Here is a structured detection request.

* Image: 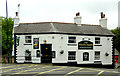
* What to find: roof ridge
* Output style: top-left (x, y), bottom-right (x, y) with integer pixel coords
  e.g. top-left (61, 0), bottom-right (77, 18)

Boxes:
top-left (20, 22), bottom-right (75, 24)
top-left (81, 24), bottom-right (101, 26)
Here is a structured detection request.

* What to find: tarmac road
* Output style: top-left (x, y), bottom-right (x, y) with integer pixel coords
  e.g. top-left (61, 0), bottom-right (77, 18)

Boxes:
top-left (1, 63), bottom-right (120, 76)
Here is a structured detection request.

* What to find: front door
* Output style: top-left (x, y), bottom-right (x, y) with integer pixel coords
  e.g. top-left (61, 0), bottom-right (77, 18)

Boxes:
top-left (41, 44), bottom-right (52, 63)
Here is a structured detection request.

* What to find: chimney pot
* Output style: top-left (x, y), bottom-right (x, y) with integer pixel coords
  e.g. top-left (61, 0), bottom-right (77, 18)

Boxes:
top-left (76, 12), bottom-right (80, 16)
top-left (16, 12), bottom-right (18, 16)
top-left (101, 12), bottom-right (105, 18)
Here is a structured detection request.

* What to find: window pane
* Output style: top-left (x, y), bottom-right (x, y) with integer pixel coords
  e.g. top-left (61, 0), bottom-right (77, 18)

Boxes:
top-left (68, 51), bottom-right (76, 60)
top-left (95, 51), bottom-right (100, 60)
top-left (36, 50), bottom-right (40, 57)
top-left (69, 37), bottom-right (76, 39)
top-left (68, 37), bottom-right (76, 43)
top-left (33, 38), bottom-right (39, 49)
top-left (16, 37), bottom-right (19, 46)
top-left (52, 51), bottom-right (55, 58)
top-left (25, 36), bottom-right (31, 43)
top-left (95, 37), bottom-right (100, 44)
top-left (83, 52), bottom-right (89, 61)
top-left (95, 38), bottom-right (100, 40)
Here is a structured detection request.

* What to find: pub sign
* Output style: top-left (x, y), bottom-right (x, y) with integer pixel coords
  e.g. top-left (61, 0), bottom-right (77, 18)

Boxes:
top-left (78, 41), bottom-right (93, 49)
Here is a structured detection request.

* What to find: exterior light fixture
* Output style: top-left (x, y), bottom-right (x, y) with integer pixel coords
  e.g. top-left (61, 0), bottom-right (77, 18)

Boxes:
top-left (105, 52), bottom-right (109, 56)
top-left (52, 36), bottom-right (54, 39)
top-left (60, 50), bottom-right (64, 54)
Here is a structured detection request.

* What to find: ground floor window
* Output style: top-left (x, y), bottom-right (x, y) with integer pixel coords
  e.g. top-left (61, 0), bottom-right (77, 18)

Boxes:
top-left (68, 51), bottom-right (76, 60)
top-left (83, 52), bottom-right (89, 61)
top-left (36, 50), bottom-right (40, 57)
top-left (25, 50), bottom-right (31, 61)
top-left (52, 51), bottom-right (55, 58)
top-left (95, 51), bottom-right (100, 60)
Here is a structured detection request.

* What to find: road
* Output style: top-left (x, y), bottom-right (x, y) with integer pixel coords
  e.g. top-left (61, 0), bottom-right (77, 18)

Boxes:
top-left (1, 63), bottom-right (120, 76)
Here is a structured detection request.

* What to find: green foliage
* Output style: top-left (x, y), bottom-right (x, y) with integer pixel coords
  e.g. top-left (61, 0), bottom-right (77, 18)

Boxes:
top-left (111, 27), bottom-right (120, 52)
top-left (2, 17), bottom-right (14, 56)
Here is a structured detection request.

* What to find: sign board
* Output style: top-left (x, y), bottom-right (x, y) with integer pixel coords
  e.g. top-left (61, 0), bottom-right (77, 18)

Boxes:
top-left (78, 41), bottom-right (93, 49)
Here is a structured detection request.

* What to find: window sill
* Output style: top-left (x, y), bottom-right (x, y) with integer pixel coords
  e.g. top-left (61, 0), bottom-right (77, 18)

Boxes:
top-left (94, 60), bottom-right (101, 61)
top-left (67, 44), bottom-right (77, 46)
top-left (94, 45), bottom-right (102, 46)
top-left (24, 44), bottom-right (32, 45)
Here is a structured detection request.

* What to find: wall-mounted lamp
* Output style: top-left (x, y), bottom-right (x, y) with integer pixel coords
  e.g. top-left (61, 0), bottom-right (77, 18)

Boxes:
top-left (60, 50), bottom-right (64, 54)
top-left (105, 52), bottom-right (109, 56)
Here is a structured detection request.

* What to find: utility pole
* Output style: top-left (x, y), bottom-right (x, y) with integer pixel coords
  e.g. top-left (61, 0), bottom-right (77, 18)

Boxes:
top-left (6, 0), bottom-right (9, 63)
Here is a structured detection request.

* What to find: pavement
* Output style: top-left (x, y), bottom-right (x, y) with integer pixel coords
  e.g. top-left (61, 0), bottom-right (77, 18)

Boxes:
top-left (1, 63), bottom-right (120, 76)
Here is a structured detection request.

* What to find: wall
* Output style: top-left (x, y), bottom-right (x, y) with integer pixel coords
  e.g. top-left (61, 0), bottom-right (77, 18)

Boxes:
top-left (14, 34), bottom-right (113, 65)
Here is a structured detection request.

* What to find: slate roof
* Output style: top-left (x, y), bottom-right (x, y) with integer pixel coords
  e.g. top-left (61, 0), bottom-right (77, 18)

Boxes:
top-left (14, 22), bottom-right (114, 36)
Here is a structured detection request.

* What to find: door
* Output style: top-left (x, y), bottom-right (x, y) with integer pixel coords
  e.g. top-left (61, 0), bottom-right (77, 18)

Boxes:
top-left (41, 44), bottom-right (52, 63)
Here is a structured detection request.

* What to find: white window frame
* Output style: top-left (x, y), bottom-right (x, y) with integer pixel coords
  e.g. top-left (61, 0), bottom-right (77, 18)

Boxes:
top-left (25, 36), bottom-right (32, 43)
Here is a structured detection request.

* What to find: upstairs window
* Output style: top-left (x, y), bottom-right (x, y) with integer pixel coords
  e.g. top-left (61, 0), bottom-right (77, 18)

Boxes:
top-left (25, 36), bottom-right (31, 43)
top-left (95, 51), bottom-right (100, 60)
top-left (33, 38), bottom-right (39, 49)
top-left (68, 51), bottom-right (76, 60)
top-left (68, 37), bottom-right (76, 43)
top-left (95, 37), bottom-right (100, 44)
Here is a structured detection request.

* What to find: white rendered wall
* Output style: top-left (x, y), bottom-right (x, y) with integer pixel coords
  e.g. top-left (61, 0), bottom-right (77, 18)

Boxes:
top-left (15, 34), bottom-right (113, 65)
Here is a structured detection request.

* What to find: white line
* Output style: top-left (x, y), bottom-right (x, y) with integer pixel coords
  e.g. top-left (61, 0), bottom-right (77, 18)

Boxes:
top-left (65, 68), bottom-right (83, 75)
top-left (95, 71), bottom-right (104, 76)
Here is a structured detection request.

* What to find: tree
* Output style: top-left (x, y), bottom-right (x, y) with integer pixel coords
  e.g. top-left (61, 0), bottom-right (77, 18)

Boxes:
top-left (111, 27), bottom-right (120, 64)
top-left (111, 27), bottom-right (120, 52)
top-left (2, 17), bottom-right (14, 56)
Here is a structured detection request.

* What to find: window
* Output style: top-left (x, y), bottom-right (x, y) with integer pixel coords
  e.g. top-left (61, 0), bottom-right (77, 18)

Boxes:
top-left (68, 37), bottom-right (76, 43)
top-left (68, 51), bottom-right (76, 60)
top-left (95, 51), bottom-right (100, 60)
top-left (25, 50), bottom-right (31, 61)
top-left (33, 38), bottom-right (39, 49)
top-left (36, 50), bottom-right (40, 57)
top-left (16, 37), bottom-right (19, 46)
top-left (52, 51), bottom-right (56, 58)
top-left (25, 36), bottom-right (31, 43)
top-left (83, 52), bottom-right (89, 61)
top-left (95, 37), bottom-right (100, 44)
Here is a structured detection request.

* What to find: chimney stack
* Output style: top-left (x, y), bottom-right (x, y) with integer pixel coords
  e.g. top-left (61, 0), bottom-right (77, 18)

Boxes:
top-left (74, 12), bottom-right (82, 26)
top-left (14, 12), bottom-right (19, 27)
top-left (99, 12), bottom-right (107, 28)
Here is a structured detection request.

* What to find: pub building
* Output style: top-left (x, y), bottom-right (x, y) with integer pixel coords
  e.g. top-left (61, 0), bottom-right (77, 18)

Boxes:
top-left (12, 12), bottom-right (114, 67)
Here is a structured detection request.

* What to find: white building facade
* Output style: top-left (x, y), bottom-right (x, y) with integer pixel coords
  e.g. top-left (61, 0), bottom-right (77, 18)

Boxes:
top-left (13, 12), bottom-right (114, 66)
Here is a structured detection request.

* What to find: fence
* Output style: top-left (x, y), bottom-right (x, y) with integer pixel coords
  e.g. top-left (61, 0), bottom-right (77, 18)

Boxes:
top-left (1, 56), bottom-right (14, 63)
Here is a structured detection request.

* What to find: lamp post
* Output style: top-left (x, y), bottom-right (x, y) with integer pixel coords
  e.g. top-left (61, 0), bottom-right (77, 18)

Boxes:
top-left (6, 0), bottom-right (9, 63)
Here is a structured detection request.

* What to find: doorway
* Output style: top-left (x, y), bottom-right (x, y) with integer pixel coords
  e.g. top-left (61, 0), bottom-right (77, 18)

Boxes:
top-left (41, 44), bottom-right (52, 63)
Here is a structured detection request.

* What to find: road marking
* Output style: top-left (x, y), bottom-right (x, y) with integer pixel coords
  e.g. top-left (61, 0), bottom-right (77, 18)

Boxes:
top-left (2, 65), bottom-right (22, 69)
top-left (33, 66), bottom-right (66, 76)
top-left (12, 66), bottom-right (51, 74)
top-left (1, 64), bottom-right (37, 73)
top-left (95, 71), bottom-right (104, 76)
top-left (87, 68), bottom-right (120, 74)
top-left (79, 71), bottom-right (97, 72)
top-left (65, 68), bottom-right (83, 76)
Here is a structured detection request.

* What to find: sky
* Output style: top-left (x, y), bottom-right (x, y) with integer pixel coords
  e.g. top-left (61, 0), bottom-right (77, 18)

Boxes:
top-left (0, 0), bottom-right (120, 29)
